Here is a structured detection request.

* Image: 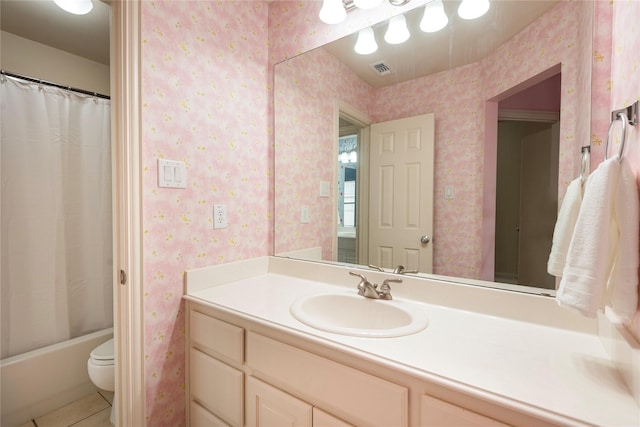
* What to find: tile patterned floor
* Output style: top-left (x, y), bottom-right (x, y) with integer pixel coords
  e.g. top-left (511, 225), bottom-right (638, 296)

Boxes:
top-left (18, 391), bottom-right (113, 427)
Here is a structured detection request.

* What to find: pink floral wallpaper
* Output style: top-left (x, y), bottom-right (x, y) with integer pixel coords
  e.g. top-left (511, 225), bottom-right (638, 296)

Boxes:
top-left (274, 47), bottom-right (371, 258)
top-left (141, 1), bottom-right (269, 425)
top-left (608, 0), bottom-right (640, 338)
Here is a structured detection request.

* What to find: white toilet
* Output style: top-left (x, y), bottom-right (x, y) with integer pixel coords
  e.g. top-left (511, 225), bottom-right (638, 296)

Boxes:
top-left (87, 338), bottom-right (115, 425)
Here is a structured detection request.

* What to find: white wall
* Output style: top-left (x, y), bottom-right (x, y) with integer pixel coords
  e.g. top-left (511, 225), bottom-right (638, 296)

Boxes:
top-left (0, 31), bottom-right (109, 95)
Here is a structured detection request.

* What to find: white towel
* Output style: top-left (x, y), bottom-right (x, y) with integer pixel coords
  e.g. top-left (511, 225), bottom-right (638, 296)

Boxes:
top-left (608, 157), bottom-right (639, 321)
top-left (547, 177), bottom-right (584, 277)
top-left (557, 156), bottom-right (639, 322)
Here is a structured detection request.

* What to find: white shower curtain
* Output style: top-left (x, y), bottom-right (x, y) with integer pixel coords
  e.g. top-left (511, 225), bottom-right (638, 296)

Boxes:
top-left (1, 75), bottom-right (113, 359)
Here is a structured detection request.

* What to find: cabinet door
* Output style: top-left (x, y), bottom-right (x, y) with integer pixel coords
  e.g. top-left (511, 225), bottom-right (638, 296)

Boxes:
top-left (312, 408), bottom-right (353, 427)
top-left (246, 376), bottom-right (312, 427)
top-left (190, 401), bottom-right (229, 427)
top-left (421, 395), bottom-right (510, 427)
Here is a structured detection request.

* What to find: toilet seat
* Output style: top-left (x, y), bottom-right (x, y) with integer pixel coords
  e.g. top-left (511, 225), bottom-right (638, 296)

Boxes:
top-left (90, 338), bottom-right (114, 366)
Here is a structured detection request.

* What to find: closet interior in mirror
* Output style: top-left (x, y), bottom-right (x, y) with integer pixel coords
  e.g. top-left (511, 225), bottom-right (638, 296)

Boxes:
top-left (274, 0), bottom-right (593, 294)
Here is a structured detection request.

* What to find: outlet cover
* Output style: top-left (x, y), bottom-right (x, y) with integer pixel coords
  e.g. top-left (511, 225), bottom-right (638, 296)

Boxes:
top-left (214, 204), bottom-right (227, 229)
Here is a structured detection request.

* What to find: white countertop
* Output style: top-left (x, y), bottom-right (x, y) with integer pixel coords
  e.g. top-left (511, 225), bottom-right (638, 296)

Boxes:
top-left (185, 266), bottom-right (639, 427)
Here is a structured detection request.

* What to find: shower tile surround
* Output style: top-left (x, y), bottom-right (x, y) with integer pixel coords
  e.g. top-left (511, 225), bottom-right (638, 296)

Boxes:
top-left (135, 1), bottom-right (640, 425)
top-left (184, 256), bottom-right (639, 426)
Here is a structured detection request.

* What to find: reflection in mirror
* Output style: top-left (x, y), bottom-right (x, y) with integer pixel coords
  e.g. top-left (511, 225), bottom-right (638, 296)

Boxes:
top-left (274, 0), bottom-right (594, 294)
top-left (493, 72), bottom-right (561, 289)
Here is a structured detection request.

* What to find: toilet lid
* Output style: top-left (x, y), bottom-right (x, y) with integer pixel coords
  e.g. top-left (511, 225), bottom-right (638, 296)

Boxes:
top-left (90, 338), bottom-right (114, 361)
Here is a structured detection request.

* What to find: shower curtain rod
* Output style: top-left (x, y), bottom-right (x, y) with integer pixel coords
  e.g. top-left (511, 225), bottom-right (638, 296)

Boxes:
top-left (1, 69), bottom-right (110, 100)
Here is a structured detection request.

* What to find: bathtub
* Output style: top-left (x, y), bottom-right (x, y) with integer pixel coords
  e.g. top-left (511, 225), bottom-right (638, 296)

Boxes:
top-left (1, 328), bottom-right (113, 427)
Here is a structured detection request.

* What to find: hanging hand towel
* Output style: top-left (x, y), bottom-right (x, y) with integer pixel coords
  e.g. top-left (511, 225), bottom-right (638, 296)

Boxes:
top-left (547, 176), bottom-right (584, 277)
top-left (608, 157), bottom-right (639, 321)
top-left (557, 158), bottom-right (618, 317)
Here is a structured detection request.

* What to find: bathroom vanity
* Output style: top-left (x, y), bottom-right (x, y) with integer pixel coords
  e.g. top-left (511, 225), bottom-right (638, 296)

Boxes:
top-left (183, 257), bottom-right (639, 427)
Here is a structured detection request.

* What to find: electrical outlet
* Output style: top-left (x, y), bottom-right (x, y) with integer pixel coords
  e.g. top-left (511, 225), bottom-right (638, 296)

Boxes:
top-left (213, 204), bottom-right (227, 229)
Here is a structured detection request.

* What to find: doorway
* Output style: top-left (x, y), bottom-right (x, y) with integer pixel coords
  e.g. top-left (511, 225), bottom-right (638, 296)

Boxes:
top-left (337, 115), bottom-right (363, 264)
top-left (494, 119), bottom-right (559, 288)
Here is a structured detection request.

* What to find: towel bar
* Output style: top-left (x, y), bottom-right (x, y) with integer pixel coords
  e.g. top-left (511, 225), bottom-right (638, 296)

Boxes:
top-left (604, 111), bottom-right (629, 162)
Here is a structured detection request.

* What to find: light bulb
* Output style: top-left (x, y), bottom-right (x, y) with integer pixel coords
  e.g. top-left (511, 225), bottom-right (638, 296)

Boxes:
top-left (458, 0), bottom-right (490, 20)
top-left (53, 0), bottom-right (93, 15)
top-left (319, 0), bottom-right (346, 25)
top-left (384, 15), bottom-right (410, 45)
top-left (354, 27), bottom-right (378, 55)
top-left (420, 0), bottom-right (448, 33)
top-left (354, 0), bottom-right (384, 9)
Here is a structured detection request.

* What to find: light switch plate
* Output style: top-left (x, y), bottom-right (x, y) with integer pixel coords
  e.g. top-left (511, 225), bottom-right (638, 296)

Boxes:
top-left (319, 181), bottom-right (330, 198)
top-left (301, 206), bottom-right (310, 223)
top-left (444, 185), bottom-right (455, 200)
top-left (158, 159), bottom-right (186, 189)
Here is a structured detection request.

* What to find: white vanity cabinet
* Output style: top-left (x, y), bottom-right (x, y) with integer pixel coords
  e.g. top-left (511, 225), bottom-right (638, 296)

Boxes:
top-left (186, 302), bottom-right (403, 427)
top-left (185, 300), bottom-right (568, 427)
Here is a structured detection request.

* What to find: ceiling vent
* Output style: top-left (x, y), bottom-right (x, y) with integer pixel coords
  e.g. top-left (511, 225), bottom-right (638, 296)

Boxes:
top-left (369, 61), bottom-right (393, 77)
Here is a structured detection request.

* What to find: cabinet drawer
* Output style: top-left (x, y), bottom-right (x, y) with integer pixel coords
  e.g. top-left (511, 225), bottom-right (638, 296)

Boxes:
top-left (247, 332), bottom-right (408, 427)
top-left (421, 395), bottom-right (510, 427)
top-left (190, 400), bottom-right (230, 427)
top-left (190, 309), bottom-right (243, 366)
top-left (190, 348), bottom-right (243, 427)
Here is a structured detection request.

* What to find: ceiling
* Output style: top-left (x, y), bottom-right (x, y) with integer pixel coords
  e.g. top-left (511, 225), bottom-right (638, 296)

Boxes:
top-left (0, 0), bottom-right (110, 65)
top-left (324, 0), bottom-right (559, 88)
top-left (0, 0), bottom-right (557, 84)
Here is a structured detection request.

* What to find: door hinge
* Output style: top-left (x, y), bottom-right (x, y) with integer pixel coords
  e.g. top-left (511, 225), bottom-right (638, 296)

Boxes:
top-left (120, 269), bottom-right (127, 285)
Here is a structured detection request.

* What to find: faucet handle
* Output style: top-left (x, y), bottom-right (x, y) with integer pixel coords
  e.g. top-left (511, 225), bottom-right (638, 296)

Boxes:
top-left (393, 265), bottom-right (418, 274)
top-left (349, 271), bottom-right (371, 296)
top-left (349, 271), bottom-right (368, 282)
top-left (379, 278), bottom-right (402, 300)
top-left (368, 264), bottom-right (384, 272)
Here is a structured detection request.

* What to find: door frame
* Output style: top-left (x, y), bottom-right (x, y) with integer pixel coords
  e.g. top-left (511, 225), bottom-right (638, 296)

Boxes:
top-left (335, 101), bottom-right (372, 264)
top-left (111, 1), bottom-right (146, 425)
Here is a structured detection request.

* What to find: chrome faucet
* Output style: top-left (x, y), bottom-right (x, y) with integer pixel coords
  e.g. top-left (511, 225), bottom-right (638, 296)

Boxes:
top-left (349, 272), bottom-right (402, 300)
top-left (392, 265), bottom-right (419, 275)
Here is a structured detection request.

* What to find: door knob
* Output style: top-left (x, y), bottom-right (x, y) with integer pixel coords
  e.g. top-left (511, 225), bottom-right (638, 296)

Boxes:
top-left (420, 235), bottom-right (430, 244)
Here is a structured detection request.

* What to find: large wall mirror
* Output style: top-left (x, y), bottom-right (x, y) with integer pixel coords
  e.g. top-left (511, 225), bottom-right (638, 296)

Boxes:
top-left (274, 0), bottom-right (594, 294)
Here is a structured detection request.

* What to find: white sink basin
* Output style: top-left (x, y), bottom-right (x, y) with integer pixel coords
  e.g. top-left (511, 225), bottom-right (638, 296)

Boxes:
top-left (289, 293), bottom-right (429, 338)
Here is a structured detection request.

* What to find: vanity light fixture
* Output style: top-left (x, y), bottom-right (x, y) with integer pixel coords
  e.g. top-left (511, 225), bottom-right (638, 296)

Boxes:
top-left (384, 14), bottom-right (410, 44)
top-left (420, 0), bottom-right (448, 33)
top-left (319, 0), bottom-right (347, 24)
top-left (53, 0), bottom-right (93, 15)
top-left (319, 0), bottom-right (412, 25)
top-left (354, 27), bottom-right (378, 54)
top-left (458, 0), bottom-right (490, 20)
top-left (339, 151), bottom-right (358, 163)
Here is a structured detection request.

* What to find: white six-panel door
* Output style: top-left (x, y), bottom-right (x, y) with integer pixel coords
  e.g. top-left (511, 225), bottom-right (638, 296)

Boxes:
top-left (368, 113), bottom-right (435, 273)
